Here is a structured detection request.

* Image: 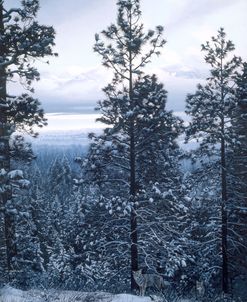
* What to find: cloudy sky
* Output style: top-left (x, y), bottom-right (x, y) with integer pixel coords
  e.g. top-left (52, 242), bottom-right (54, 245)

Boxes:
top-left (8, 0), bottom-right (247, 130)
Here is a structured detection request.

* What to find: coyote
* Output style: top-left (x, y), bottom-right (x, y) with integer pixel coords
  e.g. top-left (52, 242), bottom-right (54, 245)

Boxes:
top-left (196, 280), bottom-right (205, 297)
top-left (133, 269), bottom-right (166, 296)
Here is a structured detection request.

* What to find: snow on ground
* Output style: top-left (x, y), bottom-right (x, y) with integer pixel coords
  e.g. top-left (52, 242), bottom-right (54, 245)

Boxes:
top-left (112, 294), bottom-right (153, 302)
top-left (0, 286), bottom-right (192, 302)
top-left (0, 286), bottom-right (38, 302)
top-left (0, 286), bottom-right (150, 302)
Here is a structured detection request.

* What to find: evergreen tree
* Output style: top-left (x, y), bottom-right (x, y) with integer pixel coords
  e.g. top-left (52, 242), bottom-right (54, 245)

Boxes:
top-left (70, 190), bottom-right (127, 291)
top-left (0, 0), bottom-right (56, 280)
top-left (185, 28), bottom-right (242, 294)
top-left (84, 0), bottom-right (185, 290)
top-left (43, 158), bottom-right (84, 288)
top-left (12, 193), bottom-right (45, 289)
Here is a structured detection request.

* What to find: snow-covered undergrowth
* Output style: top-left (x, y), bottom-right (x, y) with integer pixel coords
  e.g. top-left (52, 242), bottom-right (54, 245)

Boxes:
top-left (0, 286), bottom-right (194, 302)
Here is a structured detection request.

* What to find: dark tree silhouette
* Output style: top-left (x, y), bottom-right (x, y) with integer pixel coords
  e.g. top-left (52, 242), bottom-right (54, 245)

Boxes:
top-left (0, 0), bottom-right (56, 281)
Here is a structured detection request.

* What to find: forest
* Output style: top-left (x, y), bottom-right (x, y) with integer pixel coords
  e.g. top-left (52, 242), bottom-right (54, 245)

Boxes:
top-left (0, 0), bottom-right (246, 301)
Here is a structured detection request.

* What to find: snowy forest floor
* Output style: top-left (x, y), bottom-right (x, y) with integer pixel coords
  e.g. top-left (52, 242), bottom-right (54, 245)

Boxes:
top-left (0, 286), bottom-right (196, 302)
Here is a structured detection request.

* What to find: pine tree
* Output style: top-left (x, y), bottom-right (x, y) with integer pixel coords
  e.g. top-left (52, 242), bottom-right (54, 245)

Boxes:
top-left (83, 76), bottom-right (184, 288)
top-left (185, 28), bottom-right (242, 294)
top-left (86, 0), bottom-right (185, 290)
top-left (12, 194), bottom-right (45, 289)
top-left (43, 158), bottom-right (84, 288)
top-left (0, 0), bottom-right (56, 280)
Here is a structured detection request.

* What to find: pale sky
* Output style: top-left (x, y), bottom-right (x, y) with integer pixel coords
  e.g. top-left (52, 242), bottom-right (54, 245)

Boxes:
top-left (7, 0), bottom-right (247, 131)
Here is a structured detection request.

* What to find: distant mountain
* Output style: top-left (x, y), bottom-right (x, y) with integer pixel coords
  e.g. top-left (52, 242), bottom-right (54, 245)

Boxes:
top-left (31, 129), bottom-right (102, 147)
top-left (30, 128), bottom-right (197, 151)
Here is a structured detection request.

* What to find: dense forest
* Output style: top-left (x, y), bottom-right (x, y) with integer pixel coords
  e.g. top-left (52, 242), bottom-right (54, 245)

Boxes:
top-left (0, 1), bottom-right (246, 301)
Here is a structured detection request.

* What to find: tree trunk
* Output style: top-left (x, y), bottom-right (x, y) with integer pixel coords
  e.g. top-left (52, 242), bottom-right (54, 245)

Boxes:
top-left (130, 123), bottom-right (138, 291)
top-left (128, 9), bottom-right (138, 292)
top-left (221, 130), bottom-right (229, 294)
top-left (0, 3), bottom-right (16, 278)
top-left (0, 3), bottom-right (9, 281)
top-left (219, 47), bottom-right (229, 294)
top-left (129, 79), bottom-right (138, 291)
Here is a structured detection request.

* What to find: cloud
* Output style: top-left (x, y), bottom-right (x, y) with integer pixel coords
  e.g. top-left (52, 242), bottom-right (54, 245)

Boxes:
top-left (36, 62), bottom-right (204, 114)
top-left (163, 65), bottom-right (208, 80)
top-left (6, 0), bottom-right (247, 119)
top-left (33, 66), bottom-right (113, 113)
top-left (40, 113), bottom-right (103, 131)
top-left (166, 0), bottom-right (242, 30)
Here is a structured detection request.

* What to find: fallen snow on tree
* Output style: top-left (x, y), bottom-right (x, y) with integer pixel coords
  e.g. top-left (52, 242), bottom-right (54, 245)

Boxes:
top-left (7, 170), bottom-right (23, 180)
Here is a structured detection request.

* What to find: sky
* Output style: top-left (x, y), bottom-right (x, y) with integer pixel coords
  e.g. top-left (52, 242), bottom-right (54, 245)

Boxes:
top-left (7, 0), bottom-right (247, 131)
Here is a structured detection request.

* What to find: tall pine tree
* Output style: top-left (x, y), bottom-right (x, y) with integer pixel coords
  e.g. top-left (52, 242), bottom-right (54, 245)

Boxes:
top-left (81, 74), bottom-right (184, 291)
top-left (85, 0), bottom-right (184, 291)
top-left (185, 28), bottom-right (242, 294)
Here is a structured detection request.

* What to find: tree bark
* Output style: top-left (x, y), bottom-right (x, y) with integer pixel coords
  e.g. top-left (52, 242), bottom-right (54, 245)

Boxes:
top-left (128, 8), bottom-right (138, 292)
top-left (221, 121), bottom-right (228, 294)
top-left (130, 122), bottom-right (138, 291)
top-left (219, 45), bottom-right (229, 294)
top-left (0, 3), bottom-right (9, 280)
top-left (129, 66), bottom-right (138, 292)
